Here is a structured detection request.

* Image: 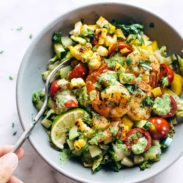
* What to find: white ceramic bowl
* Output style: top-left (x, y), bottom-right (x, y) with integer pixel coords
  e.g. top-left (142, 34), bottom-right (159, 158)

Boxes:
top-left (16, 3), bottom-right (183, 183)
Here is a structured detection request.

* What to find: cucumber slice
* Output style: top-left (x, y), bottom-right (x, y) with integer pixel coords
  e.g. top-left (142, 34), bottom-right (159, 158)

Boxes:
top-left (69, 126), bottom-right (79, 140)
top-left (54, 43), bottom-right (66, 58)
top-left (51, 108), bottom-right (89, 149)
top-left (61, 36), bottom-right (73, 48)
top-left (60, 65), bottom-right (72, 79)
top-left (89, 145), bottom-right (102, 158)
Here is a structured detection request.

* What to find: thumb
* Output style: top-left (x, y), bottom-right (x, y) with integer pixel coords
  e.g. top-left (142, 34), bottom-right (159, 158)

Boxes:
top-left (0, 153), bottom-right (18, 183)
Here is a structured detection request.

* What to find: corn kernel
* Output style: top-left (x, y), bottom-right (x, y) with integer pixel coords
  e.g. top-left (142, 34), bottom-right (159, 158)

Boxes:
top-left (75, 119), bottom-right (90, 132)
top-left (71, 21), bottom-right (82, 36)
top-left (70, 78), bottom-right (85, 89)
top-left (96, 16), bottom-right (109, 28)
top-left (74, 139), bottom-right (86, 151)
top-left (115, 29), bottom-right (126, 39)
top-left (97, 46), bottom-right (108, 56)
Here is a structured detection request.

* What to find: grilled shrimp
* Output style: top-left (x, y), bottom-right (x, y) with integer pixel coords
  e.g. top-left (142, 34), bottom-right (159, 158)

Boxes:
top-left (127, 51), bottom-right (160, 88)
top-left (92, 85), bottom-right (131, 118)
top-left (127, 91), bottom-right (151, 121)
top-left (86, 65), bottom-right (131, 119)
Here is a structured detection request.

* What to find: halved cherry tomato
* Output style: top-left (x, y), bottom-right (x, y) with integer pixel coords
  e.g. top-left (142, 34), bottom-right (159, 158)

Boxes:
top-left (64, 100), bottom-right (78, 108)
top-left (125, 128), bottom-right (152, 152)
top-left (68, 63), bottom-right (88, 81)
top-left (159, 64), bottom-right (174, 85)
top-left (50, 80), bottom-right (69, 96)
top-left (149, 117), bottom-right (170, 140)
top-left (118, 41), bottom-right (132, 56)
top-left (160, 96), bottom-right (177, 118)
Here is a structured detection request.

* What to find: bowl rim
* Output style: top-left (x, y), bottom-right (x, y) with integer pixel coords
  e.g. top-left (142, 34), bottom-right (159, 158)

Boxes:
top-left (16, 2), bottom-right (183, 183)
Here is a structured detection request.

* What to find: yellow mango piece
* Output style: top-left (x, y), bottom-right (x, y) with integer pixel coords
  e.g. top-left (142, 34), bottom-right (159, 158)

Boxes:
top-left (162, 88), bottom-right (174, 96)
top-left (151, 41), bottom-right (158, 51)
top-left (171, 72), bottom-right (183, 96)
top-left (151, 87), bottom-right (162, 97)
top-left (120, 116), bottom-right (134, 130)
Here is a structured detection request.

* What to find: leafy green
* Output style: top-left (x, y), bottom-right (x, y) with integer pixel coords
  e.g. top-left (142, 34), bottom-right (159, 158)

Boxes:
top-left (125, 84), bottom-right (137, 94)
top-left (105, 53), bottom-right (124, 69)
top-left (139, 60), bottom-right (151, 70)
top-left (32, 90), bottom-right (45, 110)
top-left (143, 96), bottom-right (154, 106)
top-left (126, 57), bottom-right (132, 65)
top-left (139, 160), bottom-right (152, 170)
top-left (52, 32), bottom-right (62, 43)
top-left (112, 20), bottom-right (144, 44)
top-left (60, 149), bottom-right (71, 163)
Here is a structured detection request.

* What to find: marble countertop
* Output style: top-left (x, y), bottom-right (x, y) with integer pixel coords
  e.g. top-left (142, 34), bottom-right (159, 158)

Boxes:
top-left (0, 0), bottom-right (182, 182)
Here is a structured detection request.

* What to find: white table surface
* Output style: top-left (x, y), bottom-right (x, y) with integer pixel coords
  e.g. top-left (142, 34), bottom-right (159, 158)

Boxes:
top-left (0, 0), bottom-right (183, 182)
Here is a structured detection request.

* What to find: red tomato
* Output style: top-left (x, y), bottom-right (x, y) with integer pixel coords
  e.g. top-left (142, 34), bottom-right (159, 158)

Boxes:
top-left (159, 64), bottom-right (174, 85)
top-left (125, 128), bottom-right (152, 152)
top-left (50, 80), bottom-right (69, 96)
top-left (64, 100), bottom-right (78, 108)
top-left (149, 117), bottom-right (170, 140)
top-left (160, 96), bottom-right (177, 118)
top-left (50, 80), bottom-right (60, 96)
top-left (68, 63), bottom-right (87, 81)
top-left (118, 41), bottom-right (132, 56)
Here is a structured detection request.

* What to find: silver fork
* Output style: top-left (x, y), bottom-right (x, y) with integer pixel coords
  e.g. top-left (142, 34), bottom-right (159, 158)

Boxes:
top-left (12, 58), bottom-right (72, 152)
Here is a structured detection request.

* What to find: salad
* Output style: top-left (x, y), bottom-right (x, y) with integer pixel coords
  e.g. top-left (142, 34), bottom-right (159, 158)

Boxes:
top-left (32, 16), bottom-right (183, 172)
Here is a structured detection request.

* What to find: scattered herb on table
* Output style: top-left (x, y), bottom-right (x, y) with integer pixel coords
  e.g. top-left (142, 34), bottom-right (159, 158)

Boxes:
top-left (12, 122), bottom-right (15, 128)
top-left (13, 131), bottom-right (17, 136)
top-left (9, 76), bottom-right (14, 80)
top-left (29, 34), bottom-right (33, 39)
top-left (16, 26), bottom-right (23, 31)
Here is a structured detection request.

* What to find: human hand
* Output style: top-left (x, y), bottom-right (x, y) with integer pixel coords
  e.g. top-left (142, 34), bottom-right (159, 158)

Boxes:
top-left (0, 145), bottom-right (24, 183)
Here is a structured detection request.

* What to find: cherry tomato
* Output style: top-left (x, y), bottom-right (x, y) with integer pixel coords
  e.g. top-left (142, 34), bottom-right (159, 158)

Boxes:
top-left (118, 41), bottom-right (132, 56)
top-left (68, 63), bottom-right (88, 81)
top-left (64, 100), bottom-right (78, 108)
top-left (149, 117), bottom-right (170, 140)
top-left (160, 96), bottom-right (177, 118)
top-left (159, 64), bottom-right (174, 85)
top-left (50, 80), bottom-right (69, 96)
top-left (125, 128), bottom-right (152, 152)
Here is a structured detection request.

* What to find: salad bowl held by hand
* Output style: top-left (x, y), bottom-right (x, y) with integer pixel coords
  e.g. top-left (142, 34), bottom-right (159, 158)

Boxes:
top-left (16, 3), bottom-right (183, 183)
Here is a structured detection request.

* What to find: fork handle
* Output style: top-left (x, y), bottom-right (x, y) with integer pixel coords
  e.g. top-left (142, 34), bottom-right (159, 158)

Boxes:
top-left (12, 123), bottom-right (35, 153)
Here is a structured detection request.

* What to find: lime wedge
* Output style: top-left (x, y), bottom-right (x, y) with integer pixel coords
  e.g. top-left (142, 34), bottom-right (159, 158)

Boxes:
top-left (51, 108), bottom-right (88, 149)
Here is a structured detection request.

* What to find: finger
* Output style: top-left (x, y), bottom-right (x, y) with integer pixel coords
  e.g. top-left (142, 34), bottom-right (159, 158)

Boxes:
top-left (16, 148), bottom-right (24, 160)
top-left (0, 153), bottom-right (18, 183)
top-left (0, 145), bottom-right (13, 156)
top-left (0, 145), bottom-right (24, 160)
top-left (7, 176), bottom-right (23, 183)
